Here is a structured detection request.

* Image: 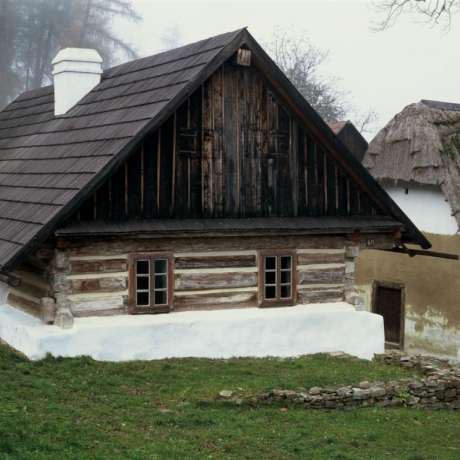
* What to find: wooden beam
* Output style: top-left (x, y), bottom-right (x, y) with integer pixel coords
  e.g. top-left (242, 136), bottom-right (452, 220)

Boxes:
top-left (380, 248), bottom-right (459, 260)
top-left (0, 270), bottom-right (21, 287)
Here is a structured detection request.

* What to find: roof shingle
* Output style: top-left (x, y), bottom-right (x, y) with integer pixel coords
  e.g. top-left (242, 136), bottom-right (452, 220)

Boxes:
top-left (0, 29), bottom-right (244, 270)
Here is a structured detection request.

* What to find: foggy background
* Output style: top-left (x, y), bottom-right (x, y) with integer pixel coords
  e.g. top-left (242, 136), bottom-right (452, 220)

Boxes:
top-left (118, 0), bottom-right (460, 139)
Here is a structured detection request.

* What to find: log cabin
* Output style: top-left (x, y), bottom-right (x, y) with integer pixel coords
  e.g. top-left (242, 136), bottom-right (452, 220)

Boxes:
top-left (0, 29), bottom-right (430, 360)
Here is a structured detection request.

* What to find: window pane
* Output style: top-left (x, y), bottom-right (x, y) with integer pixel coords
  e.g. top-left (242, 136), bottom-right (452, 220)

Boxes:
top-left (281, 271), bottom-right (291, 284)
top-left (137, 291), bottom-right (149, 306)
top-left (154, 259), bottom-right (167, 274)
top-left (265, 271), bottom-right (276, 285)
top-left (281, 256), bottom-right (291, 270)
top-left (155, 275), bottom-right (167, 289)
top-left (137, 276), bottom-right (149, 290)
top-left (155, 290), bottom-right (167, 305)
top-left (281, 285), bottom-right (291, 299)
top-left (136, 260), bottom-right (149, 275)
top-left (265, 256), bottom-right (276, 270)
top-left (265, 285), bottom-right (276, 299)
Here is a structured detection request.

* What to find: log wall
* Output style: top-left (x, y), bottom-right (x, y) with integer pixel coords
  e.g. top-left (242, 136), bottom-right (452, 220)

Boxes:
top-left (6, 254), bottom-right (53, 319)
top-left (50, 233), bottom-right (394, 317)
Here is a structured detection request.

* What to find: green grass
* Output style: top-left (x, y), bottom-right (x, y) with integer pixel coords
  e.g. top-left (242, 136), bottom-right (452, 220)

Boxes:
top-left (0, 344), bottom-right (459, 460)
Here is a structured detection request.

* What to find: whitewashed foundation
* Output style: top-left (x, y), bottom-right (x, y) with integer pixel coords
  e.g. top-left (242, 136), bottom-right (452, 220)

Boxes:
top-left (0, 302), bottom-right (384, 361)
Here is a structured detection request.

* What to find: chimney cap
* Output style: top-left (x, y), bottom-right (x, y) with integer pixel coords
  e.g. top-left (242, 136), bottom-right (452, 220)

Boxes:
top-left (52, 48), bottom-right (103, 67)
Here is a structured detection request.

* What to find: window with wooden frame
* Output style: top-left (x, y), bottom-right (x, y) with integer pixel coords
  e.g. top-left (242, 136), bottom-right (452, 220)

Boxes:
top-left (258, 251), bottom-right (296, 307)
top-left (129, 254), bottom-right (173, 313)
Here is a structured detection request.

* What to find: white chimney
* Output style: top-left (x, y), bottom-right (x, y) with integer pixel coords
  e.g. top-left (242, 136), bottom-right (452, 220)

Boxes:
top-left (52, 48), bottom-right (103, 116)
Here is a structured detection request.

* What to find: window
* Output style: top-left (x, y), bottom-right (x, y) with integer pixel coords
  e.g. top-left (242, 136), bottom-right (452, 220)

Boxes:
top-left (259, 252), bottom-right (296, 307)
top-left (129, 254), bottom-right (172, 313)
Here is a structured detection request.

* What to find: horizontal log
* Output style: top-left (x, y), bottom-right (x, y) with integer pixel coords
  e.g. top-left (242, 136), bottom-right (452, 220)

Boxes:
top-left (67, 290), bottom-right (129, 301)
top-left (69, 276), bottom-right (127, 294)
top-left (175, 287), bottom-right (257, 296)
top-left (72, 308), bottom-right (128, 318)
top-left (297, 252), bottom-right (345, 265)
top-left (66, 271), bottom-right (128, 280)
top-left (297, 267), bottom-right (345, 285)
top-left (7, 293), bottom-right (42, 318)
top-left (174, 250), bottom-right (257, 257)
top-left (70, 295), bottom-right (127, 315)
top-left (173, 291), bottom-right (257, 311)
top-left (14, 270), bottom-right (50, 293)
top-left (297, 289), bottom-right (344, 304)
top-left (175, 271), bottom-right (258, 291)
top-left (297, 283), bottom-right (344, 290)
top-left (70, 259), bottom-right (128, 274)
top-left (175, 255), bottom-right (256, 269)
top-left (62, 234), bottom-right (349, 256)
top-left (69, 254), bottom-right (129, 261)
top-left (297, 249), bottom-right (344, 254)
top-left (9, 285), bottom-right (42, 305)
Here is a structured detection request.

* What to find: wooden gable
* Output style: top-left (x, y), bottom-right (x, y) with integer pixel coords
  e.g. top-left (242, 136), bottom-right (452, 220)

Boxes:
top-left (74, 57), bottom-right (385, 223)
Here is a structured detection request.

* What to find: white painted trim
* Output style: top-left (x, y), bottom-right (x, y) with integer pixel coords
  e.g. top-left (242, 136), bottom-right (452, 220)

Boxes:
top-left (175, 267), bottom-right (257, 274)
top-left (174, 250), bottom-right (257, 257)
top-left (298, 263), bottom-right (345, 271)
top-left (66, 272), bottom-right (128, 280)
top-left (297, 249), bottom-right (345, 254)
top-left (175, 287), bottom-right (258, 296)
top-left (69, 254), bottom-right (128, 261)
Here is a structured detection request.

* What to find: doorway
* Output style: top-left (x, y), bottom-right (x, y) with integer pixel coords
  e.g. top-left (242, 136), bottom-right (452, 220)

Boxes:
top-left (372, 281), bottom-right (405, 349)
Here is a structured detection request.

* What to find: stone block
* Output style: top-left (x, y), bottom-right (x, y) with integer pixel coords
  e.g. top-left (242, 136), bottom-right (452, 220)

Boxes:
top-left (345, 245), bottom-right (359, 259)
top-left (41, 297), bottom-right (56, 324)
top-left (55, 307), bottom-right (74, 329)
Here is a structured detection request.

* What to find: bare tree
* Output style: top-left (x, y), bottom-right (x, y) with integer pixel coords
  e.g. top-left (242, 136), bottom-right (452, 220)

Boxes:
top-left (0, 1), bottom-right (21, 108)
top-left (266, 28), bottom-right (377, 134)
top-left (373, 0), bottom-right (460, 30)
top-left (352, 109), bottom-right (379, 136)
top-left (160, 25), bottom-right (183, 51)
top-left (266, 28), bottom-right (348, 122)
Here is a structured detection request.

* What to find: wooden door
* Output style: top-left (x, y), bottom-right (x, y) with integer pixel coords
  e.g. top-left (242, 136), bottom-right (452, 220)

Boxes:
top-left (373, 283), bottom-right (404, 348)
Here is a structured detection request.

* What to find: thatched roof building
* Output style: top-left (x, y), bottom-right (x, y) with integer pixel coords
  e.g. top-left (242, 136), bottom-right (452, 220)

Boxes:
top-left (363, 100), bottom-right (460, 227)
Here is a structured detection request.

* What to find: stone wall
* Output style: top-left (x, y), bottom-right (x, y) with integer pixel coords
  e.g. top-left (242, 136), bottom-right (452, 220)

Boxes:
top-left (252, 352), bottom-right (460, 410)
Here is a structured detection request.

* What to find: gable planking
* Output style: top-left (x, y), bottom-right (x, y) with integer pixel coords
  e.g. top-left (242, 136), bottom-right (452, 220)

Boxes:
top-left (73, 59), bottom-right (384, 223)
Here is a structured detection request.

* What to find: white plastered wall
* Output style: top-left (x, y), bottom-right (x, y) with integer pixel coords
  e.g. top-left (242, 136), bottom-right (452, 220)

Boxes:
top-left (385, 184), bottom-right (458, 235)
top-left (0, 302), bottom-right (384, 361)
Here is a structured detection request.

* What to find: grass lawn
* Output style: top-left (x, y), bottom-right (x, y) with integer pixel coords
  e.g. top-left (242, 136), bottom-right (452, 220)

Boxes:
top-left (0, 343), bottom-right (459, 460)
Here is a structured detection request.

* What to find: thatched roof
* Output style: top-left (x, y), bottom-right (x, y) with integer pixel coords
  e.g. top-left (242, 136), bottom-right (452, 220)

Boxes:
top-left (363, 99), bottom-right (460, 225)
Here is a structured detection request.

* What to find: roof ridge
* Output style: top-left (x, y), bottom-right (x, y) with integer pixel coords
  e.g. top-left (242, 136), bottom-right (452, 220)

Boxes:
top-left (103, 28), bottom-right (246, 78)
top-left (420, 99), bottom-right (460, 111)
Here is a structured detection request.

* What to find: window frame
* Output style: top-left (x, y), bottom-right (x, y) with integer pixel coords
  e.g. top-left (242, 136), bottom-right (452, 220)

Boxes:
top-left (128, 253), bottom-right (174, 314)
top-left (258, 250), bottom-right (296, 307)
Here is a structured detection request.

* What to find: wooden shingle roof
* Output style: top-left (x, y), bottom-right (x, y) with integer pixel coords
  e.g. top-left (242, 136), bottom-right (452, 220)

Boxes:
top-left (0, 28), bottom-right (430, 272)
top-left (0, 29), bottom-right (245, 271)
